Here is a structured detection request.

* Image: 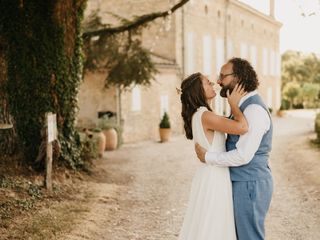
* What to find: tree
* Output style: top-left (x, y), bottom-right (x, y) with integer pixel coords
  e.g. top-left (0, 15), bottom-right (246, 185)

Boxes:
top-left (82, 0), bottom-right (189, 89)
top-left (300, 83), bottom-right (320, 108)
top-left (282, 82), bottom-right (300, 109)
top-left (1, 0), bottom-right (86, 168)
top-left (281, 51), bottom-right (305, 88)
top-left (82, 0), bottom-right (189, 39)
top-left (82, 15), bottom-right (158, 90)
top-left (0, 0), bottom-right (190, 168)
top-left (0, 37), bottom-right (16, 155)
top-left (281, 50), bottom-right (320, 109)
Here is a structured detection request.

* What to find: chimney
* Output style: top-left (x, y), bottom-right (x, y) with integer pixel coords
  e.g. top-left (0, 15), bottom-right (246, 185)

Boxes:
top-left (270, 0), bottom-right (275, 18)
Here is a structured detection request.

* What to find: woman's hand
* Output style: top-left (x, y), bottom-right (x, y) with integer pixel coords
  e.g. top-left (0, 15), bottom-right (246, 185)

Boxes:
top-left (227, 83), bottom-right (247, 107)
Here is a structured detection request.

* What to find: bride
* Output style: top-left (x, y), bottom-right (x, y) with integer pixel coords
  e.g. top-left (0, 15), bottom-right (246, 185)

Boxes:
top-left (178, 72), bottom-right (247, 240)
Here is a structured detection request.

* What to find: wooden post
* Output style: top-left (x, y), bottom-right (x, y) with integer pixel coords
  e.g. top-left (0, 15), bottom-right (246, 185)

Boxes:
top-left (46, 112), bottom-right (57, 192)
top-left (46, 137), bottom-right (53, 192)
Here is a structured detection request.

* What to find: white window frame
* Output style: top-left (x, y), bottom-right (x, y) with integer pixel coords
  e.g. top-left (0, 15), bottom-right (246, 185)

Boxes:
top-left (267, 87), bottom-right (273, 108)
top-left (160, 95), bottom-right (169, 118)
top-left (203, 35), bottom-right (212, 76)
top-left (240, 42), bottom-right (248, 59)
top-left (270, 50), bottom-right (275, 76)
top-left (227, 40), bottom-right (233, 59)
top-left (216, 38), bottom-right (224, 75)
top-left (276, 52), bottom-right (281, 76)
top-left (262, 48), bottom-right (268, 76)
top-left (250, 45), bottom-right (257, 69)
top-left (215, 95), bottom-right (224, 115)
top-left (186, 32), bottom-right (195, 75)
top-left (131, 85), bottom-right (141, 112)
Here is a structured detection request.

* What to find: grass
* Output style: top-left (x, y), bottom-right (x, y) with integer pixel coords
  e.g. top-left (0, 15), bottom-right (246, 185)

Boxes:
top-left (0, 156), bottom-right (95, 240)
top-left (310, 138), bottom-right (320, 148)
top-left (6, 201), bottom-right (91, 240)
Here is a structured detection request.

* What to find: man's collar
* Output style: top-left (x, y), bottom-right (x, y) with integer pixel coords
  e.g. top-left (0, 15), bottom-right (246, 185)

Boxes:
top-left (238, 90), bottom-right (258, 107)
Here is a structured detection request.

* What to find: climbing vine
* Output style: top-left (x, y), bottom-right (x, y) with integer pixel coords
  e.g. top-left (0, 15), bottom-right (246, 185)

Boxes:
top-left (2, 0), bottom-right (86, 168)
top-left (0, 0), bottom-right (190, 169)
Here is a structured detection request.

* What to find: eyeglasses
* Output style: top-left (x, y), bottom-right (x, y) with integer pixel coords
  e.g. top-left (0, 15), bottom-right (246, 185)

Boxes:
top-left (218, 73), bottom-right (235, 80)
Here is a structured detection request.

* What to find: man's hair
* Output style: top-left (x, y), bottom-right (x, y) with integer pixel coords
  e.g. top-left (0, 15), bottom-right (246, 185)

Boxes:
top-left (228, 57), bottom-right (259, 92)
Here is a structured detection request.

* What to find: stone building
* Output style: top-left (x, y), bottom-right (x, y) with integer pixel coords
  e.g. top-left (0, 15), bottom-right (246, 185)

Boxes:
top-left (77, 0), bottom-right (282, 143)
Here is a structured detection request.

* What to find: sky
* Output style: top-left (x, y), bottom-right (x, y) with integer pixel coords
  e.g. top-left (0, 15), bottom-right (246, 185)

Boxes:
top-left (239, 0), bottom-right (320, 54)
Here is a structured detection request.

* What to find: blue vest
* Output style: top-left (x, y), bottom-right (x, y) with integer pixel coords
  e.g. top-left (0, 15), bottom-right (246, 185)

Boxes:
top-left (228, 94), bottom-right (273, 181)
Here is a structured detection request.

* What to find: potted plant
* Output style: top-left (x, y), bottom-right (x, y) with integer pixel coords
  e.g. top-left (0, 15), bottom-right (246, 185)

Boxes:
top-left (276, 105), bottom-right (286, 117)
top-left (91, 128), bottom-right (106, 157)
top-left (159, 112), bottom-right (171, 142)
top-left (315, 113), bottom-right (320, 143)
top-left (79, 129), bottom-right (99, 163)
top-left (97, 115), bottom-right (119, 150)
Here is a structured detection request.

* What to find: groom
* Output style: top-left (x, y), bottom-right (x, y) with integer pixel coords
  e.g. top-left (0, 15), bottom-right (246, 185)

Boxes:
top-left (195, 57), bottom-right (273, 240)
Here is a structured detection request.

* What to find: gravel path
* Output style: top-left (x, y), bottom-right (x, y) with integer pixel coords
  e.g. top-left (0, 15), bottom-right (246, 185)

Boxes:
top-left (60, 110), bottom-right (320, 240)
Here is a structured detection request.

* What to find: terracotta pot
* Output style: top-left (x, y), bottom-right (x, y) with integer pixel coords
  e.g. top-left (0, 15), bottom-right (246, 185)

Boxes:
top-left (277, 110), bottom-right (285, 117)
top-left (159, 128), bottom-right (171, 142)
top-left (94, 131), bottom-right (106, 157)
top-left (103, 128), bottom-right (118, 150)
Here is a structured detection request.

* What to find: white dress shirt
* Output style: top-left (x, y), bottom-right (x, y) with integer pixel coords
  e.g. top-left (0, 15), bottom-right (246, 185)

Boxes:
top-left (205, 90), bottom-right (271, 167)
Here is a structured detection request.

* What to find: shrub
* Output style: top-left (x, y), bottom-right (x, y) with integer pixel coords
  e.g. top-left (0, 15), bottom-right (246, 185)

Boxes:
top-left (315, 113), bottom-right (320, 141)
top-left (97, 115), bottom-right (123, 147)
top-left (159, 112), bottom-right (171, 129)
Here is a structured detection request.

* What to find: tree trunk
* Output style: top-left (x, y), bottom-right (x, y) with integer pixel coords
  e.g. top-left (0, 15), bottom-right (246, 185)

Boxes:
top-left (0, 38), bottom-right (17, 155)
top-left (2, 0), bottom-right (86, 168)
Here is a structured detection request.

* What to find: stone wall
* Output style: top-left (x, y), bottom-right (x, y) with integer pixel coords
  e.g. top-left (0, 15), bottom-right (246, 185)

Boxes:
top-left (78, 0), bottom-right (282, 143)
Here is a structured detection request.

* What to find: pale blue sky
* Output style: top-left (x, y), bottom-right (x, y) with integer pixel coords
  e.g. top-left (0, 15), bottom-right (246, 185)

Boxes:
top-left (239, 0), bottom-right (320, 54)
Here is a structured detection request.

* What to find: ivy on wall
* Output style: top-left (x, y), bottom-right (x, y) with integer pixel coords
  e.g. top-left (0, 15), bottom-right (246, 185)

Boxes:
top-left (0, 0), bottom-right (190, 169)
top-left (1, 0), bottom-right (86, 168)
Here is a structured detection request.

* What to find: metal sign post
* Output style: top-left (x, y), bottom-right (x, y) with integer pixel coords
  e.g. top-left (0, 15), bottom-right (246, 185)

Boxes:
top-left (46, 112), bottom-right (57, 192)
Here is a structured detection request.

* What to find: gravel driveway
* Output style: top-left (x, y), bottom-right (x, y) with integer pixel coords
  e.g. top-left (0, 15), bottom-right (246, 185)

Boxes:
top-left (60, 110), bottom-right (320, 240)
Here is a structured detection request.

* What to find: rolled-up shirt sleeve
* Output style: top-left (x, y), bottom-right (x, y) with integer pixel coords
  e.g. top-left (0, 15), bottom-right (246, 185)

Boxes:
top-left (205, 104), bottom-right (270, 167)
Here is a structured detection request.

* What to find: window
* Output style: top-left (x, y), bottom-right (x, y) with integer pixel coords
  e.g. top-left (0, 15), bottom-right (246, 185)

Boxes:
top-left (267, 87), bottom-right (273, 108)
top-left (250, 45), bottom-right (257, 69)
top-left (186, 32), bottom-right (195, 75)
top-left (227, 40), bottom-right (233, 59)
top-left (270, 50), bottom-right (275, 76)
top-left (203, 35), bottom-right (212, 76)
top-left (240, 42), bottom-right (248, 59)
top-left (276, 85), bottom-right (281, 109)
top-left (215, 94), bottom-right (223, 115)
top-left (262, 48), bottom-right (268, 76)
top-left (131, 85), bottom-right (141, 111)
top-left (276, 52), bottom-right (281, 76)
top-left (160, 95), bottom-right (169, 118)
top-left (216, 38), bottom-right (224, 74)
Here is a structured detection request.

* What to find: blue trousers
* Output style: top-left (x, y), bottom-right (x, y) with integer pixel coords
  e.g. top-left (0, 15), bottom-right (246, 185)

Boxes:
top-left (232, 178), bottom-right (273, 240)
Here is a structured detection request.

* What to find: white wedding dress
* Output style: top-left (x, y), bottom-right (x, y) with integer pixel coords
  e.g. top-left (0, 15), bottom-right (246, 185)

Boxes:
top-left (178, 107), bottom-right (237, 240)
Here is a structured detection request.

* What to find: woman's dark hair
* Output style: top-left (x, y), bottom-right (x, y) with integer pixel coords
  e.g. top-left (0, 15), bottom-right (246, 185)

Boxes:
top-left (228, 57), bottom-right (259, 92)
top-left (180, 72), bottom-right (212, 140)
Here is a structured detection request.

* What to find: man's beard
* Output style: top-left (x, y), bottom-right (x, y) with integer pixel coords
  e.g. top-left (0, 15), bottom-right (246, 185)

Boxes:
top-left (220, 81), bottom-right (237, 98)
top-left (220, 86), bottom-right (229, 98)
